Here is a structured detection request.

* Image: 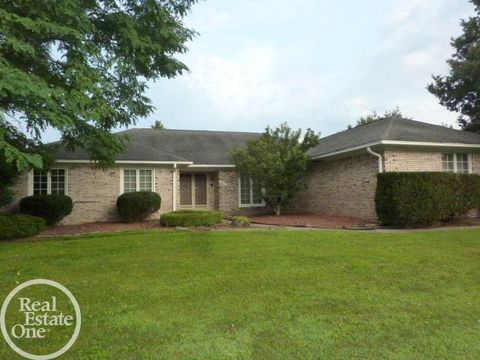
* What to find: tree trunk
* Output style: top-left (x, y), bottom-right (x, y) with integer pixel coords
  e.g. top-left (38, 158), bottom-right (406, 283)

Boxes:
top-left (275, 205), bottom-right (281, 216)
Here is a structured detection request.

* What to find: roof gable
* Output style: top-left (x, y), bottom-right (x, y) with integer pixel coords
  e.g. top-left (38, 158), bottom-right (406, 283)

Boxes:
top-left (309, 117), bottom-right (480, 158)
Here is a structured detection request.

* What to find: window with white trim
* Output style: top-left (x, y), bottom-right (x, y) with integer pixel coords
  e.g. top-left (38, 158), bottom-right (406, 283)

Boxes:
top-left (442, 153), bottom-right (471, 174)
top-left (239, 175), bottom-right (265, 207)
top-left (32, 169), bottom-right (66, 195)
top-left (122, 169), bottom-right (154, 193)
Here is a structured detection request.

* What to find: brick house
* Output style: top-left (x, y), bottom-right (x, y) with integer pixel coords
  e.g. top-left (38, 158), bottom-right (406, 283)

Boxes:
top-left (8, 117), bottom-right (480, 224)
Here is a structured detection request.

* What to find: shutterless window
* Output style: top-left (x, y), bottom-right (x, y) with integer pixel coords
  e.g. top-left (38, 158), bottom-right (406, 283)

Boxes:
top-left (33, 169), bottom-right (66, 195)
top-left (123, 169), bottom-right (153, 193)
top-left (442, 153), bottom-right (471, 174)
top-left (456, 154), bottom-right (469, 174)
top-left (239, 175), bottom-right (264, 207)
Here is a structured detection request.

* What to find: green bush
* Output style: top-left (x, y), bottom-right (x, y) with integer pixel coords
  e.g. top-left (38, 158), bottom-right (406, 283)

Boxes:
top-left (375, 172), bottom-right (480, 227)
top-left (231, 215), bottom-right (251, 227)
top-left (0, 187), bottom-right (13, 207)
top-left (0, 214), bottom-right (46, 240)
top-left (20, 194), bottom-right (73, 226)
top-left (160, 210), bottom-right (223, 227)
top-left (117, 191), bottom-right (161, 222)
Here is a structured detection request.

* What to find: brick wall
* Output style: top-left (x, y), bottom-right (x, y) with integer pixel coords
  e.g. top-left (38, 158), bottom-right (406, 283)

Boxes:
top-left (217, 170), bottom-right (271, 216)
top-left (6, 165), bottom-right (178, 225)
top-left (288, 154), bottom-right (379, 221)
top-left (383, 149), bottom-right (443, 172)
top-left (473, 153), bottom-right (480, 174)
top-left (290, 150), bottom-right (480, 222)
top-left (6, 149), bottom-right (480, 225)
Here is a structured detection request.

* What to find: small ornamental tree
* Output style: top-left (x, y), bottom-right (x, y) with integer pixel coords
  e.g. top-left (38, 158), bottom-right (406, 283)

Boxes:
top-left (230, 123), bottom-right (320, 216)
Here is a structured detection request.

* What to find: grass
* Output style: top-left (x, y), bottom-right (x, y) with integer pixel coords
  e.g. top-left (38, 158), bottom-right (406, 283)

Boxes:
top-left (0, 229), bottom-right (479, 359)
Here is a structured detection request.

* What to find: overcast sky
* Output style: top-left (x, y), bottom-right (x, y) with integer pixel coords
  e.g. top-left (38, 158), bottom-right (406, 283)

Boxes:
top-left (43, 0), bottom-right (474, 141)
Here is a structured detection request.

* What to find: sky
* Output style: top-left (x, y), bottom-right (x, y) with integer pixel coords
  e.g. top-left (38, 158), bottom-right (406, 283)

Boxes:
top-left (43, 0), bottom-right (474, 141)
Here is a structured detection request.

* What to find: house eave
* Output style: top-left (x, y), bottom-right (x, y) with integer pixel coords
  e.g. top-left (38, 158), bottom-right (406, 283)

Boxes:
top-left (311, 140), bottom-right (480, 160)
top-left (55, 159), bottom-right (194, 165)
top-left (187, 164), bottom-right (235, 168)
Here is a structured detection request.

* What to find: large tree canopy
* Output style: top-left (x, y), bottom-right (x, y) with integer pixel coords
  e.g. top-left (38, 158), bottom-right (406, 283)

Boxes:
top-left (0, 0), bottom-right (197, 170)
top-left (230, 123), bottom-right (320, 216)
top-left (0, 116), bottom-right (54, 205)
top-left (428, 0), bottom-right (480, 132)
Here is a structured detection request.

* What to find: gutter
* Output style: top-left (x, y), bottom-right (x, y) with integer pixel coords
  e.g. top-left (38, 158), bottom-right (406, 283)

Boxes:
top-left (366, 147), bottom-right (383, 173)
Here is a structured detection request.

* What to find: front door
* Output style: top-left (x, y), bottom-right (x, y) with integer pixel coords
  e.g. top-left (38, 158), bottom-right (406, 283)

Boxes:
top-left (180, 173), bottom-right (207, 207)
top-left (194, 174), bottom-right (207, 206)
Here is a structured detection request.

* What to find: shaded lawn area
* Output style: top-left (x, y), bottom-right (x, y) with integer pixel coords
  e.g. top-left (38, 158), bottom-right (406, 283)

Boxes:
top-left (0, 229), bottom-right (479, 359)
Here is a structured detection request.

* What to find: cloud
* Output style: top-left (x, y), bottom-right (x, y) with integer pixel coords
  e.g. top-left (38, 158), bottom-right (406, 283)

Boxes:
top-left (140, 0), bottom-right (474, 137)
top-left (403, 48), bottom-right (436, 69)
top-left (181, 45), bottom-right (343, 130)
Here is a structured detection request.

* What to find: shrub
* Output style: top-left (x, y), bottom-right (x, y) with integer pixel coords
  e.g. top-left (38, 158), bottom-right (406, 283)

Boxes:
top-left (160, 210), bottom-right (223, 227)
top-left (117, 191), bottom-right (161, 222)
top-left (0, 187), bottom-right (13, 207)
top-left (375, 172), bottom-right (480, 227)
top-left (20, 194), bottom-right (73, 226)
top-left (231, 215), bottom-right (251, 227)
top-left (0, 214), bottom-right (46, 240)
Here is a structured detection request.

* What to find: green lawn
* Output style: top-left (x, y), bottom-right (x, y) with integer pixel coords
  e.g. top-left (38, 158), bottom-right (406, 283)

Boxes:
top-left (1, 229), bottom-right (480, 359)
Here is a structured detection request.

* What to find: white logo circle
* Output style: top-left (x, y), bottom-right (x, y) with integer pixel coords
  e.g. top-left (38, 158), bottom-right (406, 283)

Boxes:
top-left (0, 279), bottom-right (81, 360)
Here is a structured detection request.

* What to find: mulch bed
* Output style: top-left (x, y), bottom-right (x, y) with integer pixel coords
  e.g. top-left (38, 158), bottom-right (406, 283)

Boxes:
top-left (250, 213), bottom-right (376, 229)
top-left (39, 220), bottom-right (163, 237)
top-left (30, 215), bottom-right (480, 239)
top-left (39, 219), bottom-right (241, 237)
top-left (39, 214), bottom-right (375, 237)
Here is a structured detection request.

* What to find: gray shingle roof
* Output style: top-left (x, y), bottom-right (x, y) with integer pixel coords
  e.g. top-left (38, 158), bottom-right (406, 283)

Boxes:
top-left (309, 116), bottom-right (480, 158)
top-left (56, 118), bottom-right (480, 164)
top-left (56, 128), bottom-right (260, 164)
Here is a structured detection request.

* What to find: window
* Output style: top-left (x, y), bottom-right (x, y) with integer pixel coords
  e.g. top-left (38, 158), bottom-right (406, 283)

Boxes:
top-left (238, 175), bottom-right (265, 207)
top-left (456, 154), bottom-right (469, 174)
top-left (122, 169), bottom-right (154, 193)
top-left (32, 169), bottom-right (66, 195)
top-left (442, 153), bottom-right (471, 174)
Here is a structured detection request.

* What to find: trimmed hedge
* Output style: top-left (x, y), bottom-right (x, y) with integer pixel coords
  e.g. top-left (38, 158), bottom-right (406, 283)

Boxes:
top-left (20, 194), bottom-right (73, 226)
top-left (0, 215), bottom-right (46, 240)
top-left (117, 191), bottom-right (161, 222)
top-left (375, 172), bottom-right (480, 227)
top-left (231, 215), bottom-right (251, 227)
top-left (160, 210), bottom-right (223, 227)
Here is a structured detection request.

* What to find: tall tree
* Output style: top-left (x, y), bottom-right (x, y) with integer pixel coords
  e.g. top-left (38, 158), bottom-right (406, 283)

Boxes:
top-left (0, 0), bottom-right (197, 170)
top-left (230, 123), bottom-right (320, 216)
top-left (347, 108), bottom-right (405, 129)
top-left (428, 0), bottom-right (480, 132)
top-left (151, 120), bottom-right (165, 129)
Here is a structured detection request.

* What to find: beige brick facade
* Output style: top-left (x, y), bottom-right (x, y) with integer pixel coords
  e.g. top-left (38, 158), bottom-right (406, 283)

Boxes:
top-left (289, 154), bottom-right (379, 221)
top-left (5, 148), bottom-right (480, 225)
top-left (6, 165), bottom-right (269, 224)
top-left (383, 149), bottom-right (443, 172)
top-left (289, 149), bottom-right (480, 222)
top-left (384, 149), bottom-right (480, 174)
top-left (217, 170), bottom-right (271, 216)
top-left (5, 165), bottom-right (176, 224)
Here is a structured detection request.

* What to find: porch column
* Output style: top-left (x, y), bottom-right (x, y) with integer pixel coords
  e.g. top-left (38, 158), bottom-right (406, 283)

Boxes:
top-left (172, 163), bottom-right (177, 211)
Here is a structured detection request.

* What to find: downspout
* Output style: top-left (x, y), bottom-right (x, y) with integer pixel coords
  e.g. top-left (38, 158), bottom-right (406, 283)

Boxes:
top-left (367, 147), bottom-right (383, 173)
top-left (172, 163), bottom-right (177, 211)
